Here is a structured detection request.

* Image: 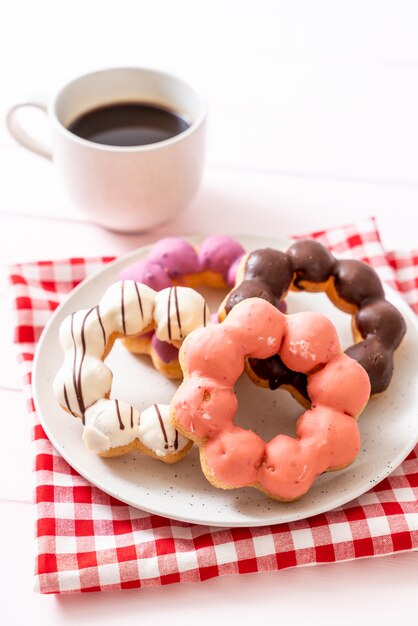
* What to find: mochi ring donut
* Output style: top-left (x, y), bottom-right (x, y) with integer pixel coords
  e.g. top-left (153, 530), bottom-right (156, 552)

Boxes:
top-left (119, 235), bottom-right (246, 378)
top-left (220, 239), bottom-right (406, 404)
top-left (171, 298), bottom-right (371, 501)
top-left (53, 280), bottom-right (197, 460)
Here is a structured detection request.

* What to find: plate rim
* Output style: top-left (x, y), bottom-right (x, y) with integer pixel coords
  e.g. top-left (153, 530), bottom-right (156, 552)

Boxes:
top-left (32, 234), bottom-right (418, 527)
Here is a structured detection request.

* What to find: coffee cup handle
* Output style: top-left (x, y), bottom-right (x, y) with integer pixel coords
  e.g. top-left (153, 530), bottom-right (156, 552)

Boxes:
top-left (6, 102), bottom-right (52, 160)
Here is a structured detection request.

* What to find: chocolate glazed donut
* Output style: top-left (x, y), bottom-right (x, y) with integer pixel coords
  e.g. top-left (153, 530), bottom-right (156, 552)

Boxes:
top-left (222, 240), bottom-right (406, 400)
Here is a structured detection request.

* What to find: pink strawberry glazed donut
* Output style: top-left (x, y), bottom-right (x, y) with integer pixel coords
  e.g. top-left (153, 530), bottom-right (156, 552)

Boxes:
top-left (171, 298), bottom-right (371, 501)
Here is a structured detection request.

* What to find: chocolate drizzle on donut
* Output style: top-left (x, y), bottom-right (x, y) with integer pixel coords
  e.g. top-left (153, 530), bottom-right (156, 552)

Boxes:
top-left (173, 286), bottom-right (182, 338)
top-left (70, 314), bottom-right (79, 415)
top-left (63, 384), bottom-right (78, 417)
top-left (96, 305), bottom-right (106, 345)
top-left (115, 399), bottom-right (125, 430)
top-left (226, 240), bottom-right (406, 396)
top-left (70, 309), bottom-right (95, 423)
top-left (121, 280), bottom-right (126, 333)
top-left (133, 281), bottom-right (144, 319)
top-left (167, 288), bottom-right (172, 340)
top-left (167, 287), bottom-right (182, 341)
top-left (154, 404), bottom-right (169, 449)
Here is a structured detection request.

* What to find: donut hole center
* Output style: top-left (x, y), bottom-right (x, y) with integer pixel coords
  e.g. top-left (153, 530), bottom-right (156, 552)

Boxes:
top-left (233, 372), bottom-right (304, 442)
top-left (105, 340), bottom-right (181, 411)
top-left (106, 337), bottom-right (305, 443)
top-left (286, 290), bottom-right (353, 350)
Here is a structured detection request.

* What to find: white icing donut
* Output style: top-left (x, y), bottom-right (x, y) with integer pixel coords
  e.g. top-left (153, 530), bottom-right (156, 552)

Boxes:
top-left (53, 280), bottom-right (156, 418)
top-left (154, 286), bottom-right (210, 344)
top-left (81, 400), bottom-right (191, 459)
top-left (53, 280), bottom-right (202, 461)
top-left (138, 404), bottom-right (190, 457)
top-left (83, 398), bottom-right (140, 455)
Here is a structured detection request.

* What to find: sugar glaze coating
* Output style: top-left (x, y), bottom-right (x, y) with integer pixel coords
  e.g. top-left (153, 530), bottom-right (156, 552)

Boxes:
top-left (53, 280), bottom-right (196, 460)
top-left (172, 298), bottom-right (370, 501)
top-left (223, 239), bottom-right (406, 397)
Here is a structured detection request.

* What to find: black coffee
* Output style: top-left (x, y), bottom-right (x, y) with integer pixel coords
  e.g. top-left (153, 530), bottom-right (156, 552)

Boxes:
top-left (67, 102), bottom-right (190, 147)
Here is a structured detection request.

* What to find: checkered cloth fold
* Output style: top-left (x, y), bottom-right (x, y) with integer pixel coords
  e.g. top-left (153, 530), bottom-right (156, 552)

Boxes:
top-left (8, 217), bottom-right (418, 594)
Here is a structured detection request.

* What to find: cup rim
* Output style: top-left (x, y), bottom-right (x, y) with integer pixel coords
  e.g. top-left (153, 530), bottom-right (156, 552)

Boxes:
top-left (50, 66), bottom-right (207, 152)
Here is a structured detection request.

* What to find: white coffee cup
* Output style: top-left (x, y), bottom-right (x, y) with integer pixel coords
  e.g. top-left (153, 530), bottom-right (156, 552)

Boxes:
top-left (6, 67), bottom-right (207, 232)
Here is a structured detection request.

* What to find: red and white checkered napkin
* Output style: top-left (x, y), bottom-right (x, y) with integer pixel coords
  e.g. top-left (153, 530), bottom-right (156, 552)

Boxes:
top-left (8, 217), bottom-right (418, 594)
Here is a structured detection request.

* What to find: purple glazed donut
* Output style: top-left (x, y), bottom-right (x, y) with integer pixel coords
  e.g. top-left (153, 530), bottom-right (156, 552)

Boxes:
top-left (119, 235), bottom-right (245, 288)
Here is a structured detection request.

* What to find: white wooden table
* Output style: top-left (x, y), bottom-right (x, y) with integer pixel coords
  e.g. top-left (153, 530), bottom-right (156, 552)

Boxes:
top-left (1, 2), bottom-right (417, 624)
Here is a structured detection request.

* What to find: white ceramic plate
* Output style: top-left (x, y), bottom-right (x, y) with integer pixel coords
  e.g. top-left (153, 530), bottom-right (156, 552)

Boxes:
top-left (33, 235), bottom-right (418, 527)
